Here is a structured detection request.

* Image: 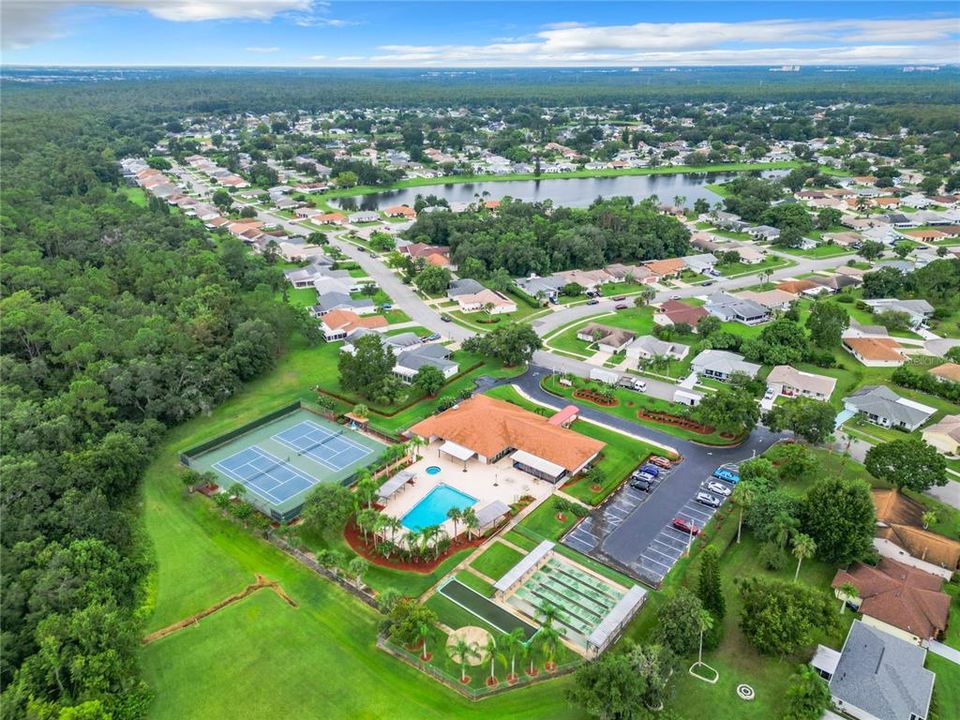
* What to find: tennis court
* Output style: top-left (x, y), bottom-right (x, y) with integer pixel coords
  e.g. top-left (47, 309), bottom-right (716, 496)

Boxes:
top-left (184, 407), bottom-right (385, 521)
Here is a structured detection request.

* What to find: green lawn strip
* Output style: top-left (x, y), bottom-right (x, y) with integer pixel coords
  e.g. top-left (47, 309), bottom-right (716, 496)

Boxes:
top-left (470, 542), bottom-right (526, 580)
top-left (515, 496), bottom-right (579, 541)
top-left (456, 570), bottom-right (496, 597)
top-left (542, 374), bottom-right (736, 445)
top-left (927, 653), bottom-right (960, 720)
top-left (777, 244), bottom-right (853, 259)
top-left (119, 186), bottom-right (148, 207)
top-left (503, 529), bottom-right (540, 552)
top-left (715, 256), bottom-right (795, 278)
top-left (425, 592), bottom-right (503, 638)
top-left (484, 384), bottom-right (547, 413)
top-left (284, 286), bottom-right (317, 309)
top-left (941, 581), bottom-right (960, 651)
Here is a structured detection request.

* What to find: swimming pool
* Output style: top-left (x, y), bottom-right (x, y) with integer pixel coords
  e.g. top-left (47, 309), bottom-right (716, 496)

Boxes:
top-left (426, 466), bottom-right (441, 475)
top-left (401, 484), bottom-right (477, 532)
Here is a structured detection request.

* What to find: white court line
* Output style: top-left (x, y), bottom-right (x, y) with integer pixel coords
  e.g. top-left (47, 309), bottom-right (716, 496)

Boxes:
top-left (302, 420), bottom-right (373, 456)
top-left (247, 446), bottom-right (320, 503)
top-left (213, 458), bottom-right (284, 505)
top-left (273, 435), bottom-right (340, 472)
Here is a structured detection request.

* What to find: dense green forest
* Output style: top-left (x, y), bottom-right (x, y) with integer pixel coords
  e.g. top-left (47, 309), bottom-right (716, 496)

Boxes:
top-left (0, 106), bottom-right (309, 719)
top-left (403, 197), bottom-right (691, 276)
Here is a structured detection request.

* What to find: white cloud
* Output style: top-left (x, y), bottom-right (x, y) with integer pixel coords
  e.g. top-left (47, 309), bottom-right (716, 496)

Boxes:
top-left (246, 46), bottom-right (280, 53)
top-left (2, 0), bottom-right (316, 49)
top-left (334, 17), bottom-right (959, 67)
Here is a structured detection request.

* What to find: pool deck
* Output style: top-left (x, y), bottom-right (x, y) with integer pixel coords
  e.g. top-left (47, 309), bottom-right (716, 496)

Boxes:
top-left (381, 442), bottom-right (554, 540)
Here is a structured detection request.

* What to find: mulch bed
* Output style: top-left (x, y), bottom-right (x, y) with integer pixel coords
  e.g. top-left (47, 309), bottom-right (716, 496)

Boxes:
top-left (343, 519), bottom-right (486, 573)
top-left (637, 409), bottom-right (716, 435)
top-left (573, 389), bottom-right (618, 407)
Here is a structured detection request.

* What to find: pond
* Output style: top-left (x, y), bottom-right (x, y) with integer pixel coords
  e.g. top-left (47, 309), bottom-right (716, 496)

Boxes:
top-left (335, 169), bottom-right (787, 212)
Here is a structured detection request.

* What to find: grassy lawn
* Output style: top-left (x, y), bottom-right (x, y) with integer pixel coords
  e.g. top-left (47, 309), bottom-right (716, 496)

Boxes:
top-left (715, 255), bottom-right (795, 278)
top-left (777, 244), bottom-right (853, 259)
top-left (120, 186), bottom-right (148, 207)
top-left (455, 570), bottom-right (495, 597)
top-left (547, 307), bottom-right (656, 357)
top-left (470, 542), bottom-right (525, 580)
top-left (139, 334), bottom-right (580, 720)
top-left (942, 581), bottom-right (960, 651)
top-left (927, 653), bottom-right (960, 720)
top-left (541, 374), bottom-right (737, 446)
top-left (599, 281), bottom-right (651, 297)
top-left (516, 496), bottom-right (579, 541)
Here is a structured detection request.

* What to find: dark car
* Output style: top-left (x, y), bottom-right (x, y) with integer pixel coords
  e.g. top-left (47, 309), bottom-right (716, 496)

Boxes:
top-left (440, 314), bottom-right (452, 322)
top-left (638, 464), bottom-right (660, 477)
top-left (671, 517), bottom-right (699, 535)
top-left (630, 477), bottom-right (652, 492)
top-left (615, 303), bottom-right (629, 310)
top-left (586, 299), bottom-right (600, 305)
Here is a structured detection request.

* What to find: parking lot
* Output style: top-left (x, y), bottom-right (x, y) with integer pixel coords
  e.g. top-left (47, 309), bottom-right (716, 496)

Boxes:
top-left (563, 461), bottom-right (739, 588)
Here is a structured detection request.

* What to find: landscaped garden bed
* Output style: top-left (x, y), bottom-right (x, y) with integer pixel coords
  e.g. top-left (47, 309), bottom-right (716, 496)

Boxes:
top-left (573, 388), bottom-right (618, 406)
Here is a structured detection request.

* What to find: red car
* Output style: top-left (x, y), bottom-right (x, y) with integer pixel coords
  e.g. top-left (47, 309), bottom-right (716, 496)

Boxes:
top-left (612, 295), bottom-right (626, 301)
top-left (615, 303), bottom-right (629, 310)
top-left (649, 456), bottom-right (673, 469)
top-left (671, 517), bottom-right (699, 535)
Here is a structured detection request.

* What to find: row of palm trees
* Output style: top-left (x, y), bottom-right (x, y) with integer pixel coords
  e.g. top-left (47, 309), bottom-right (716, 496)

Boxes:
top-left (447, 603), bottom-right (566, 685)
top-left (352, 500), bottom-right (481, 565)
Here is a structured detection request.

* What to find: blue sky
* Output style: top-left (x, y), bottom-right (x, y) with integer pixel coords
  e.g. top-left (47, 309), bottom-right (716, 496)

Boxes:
top-left (3, 1), bottom-right (959, 67)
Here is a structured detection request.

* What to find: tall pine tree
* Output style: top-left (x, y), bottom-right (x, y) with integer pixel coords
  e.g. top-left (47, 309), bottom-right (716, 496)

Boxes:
top-left (697, 545), bottom-right (725, 622)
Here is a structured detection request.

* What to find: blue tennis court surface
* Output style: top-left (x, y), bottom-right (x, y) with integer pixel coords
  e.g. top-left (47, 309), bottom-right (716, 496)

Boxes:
top-left (214, 446), bottom-right (317, 505)
top-left (273, 420), bottom-right (374, 470)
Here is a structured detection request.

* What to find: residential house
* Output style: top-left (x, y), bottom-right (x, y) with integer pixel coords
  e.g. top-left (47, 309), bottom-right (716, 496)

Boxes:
top-left (576, 323), bottom-right (637, 354)
top-left (604, 263), bottom-right (655, 284)
top-left (864, 299), bottom-right (935, 329)
top-left (811, 620), bottom-right (934, 720)
top-left (929, 362), bottom-right (960, 383)
top-left (690, 349), bottom-right (761, 381)
top-left (922, 414), bottom-right (960, 456)
top-left (409, 394), bottom-right (604, 483)
top-left (727, 244), bottom-right (766, 264)
top-left (766, 365), bottom-right (837, 401)
top-left (842, 337), bottom-right (908, 367)
top-left (748, 224), bottom-right (781, 242)
top-left (655, 299), bottom-right (709, 328)
top-left (393, 344), bottom-right (459, 384)
top-left (624, 335), bottom-right (690, 362)
top-left (832, 558), bottom-right (950, 645)
top-left (776, 279), bottom-right (818, 294)
top-left (320, 309), bottom-right (388, 341)
top-left (711, 211), bottom-right (749, 232)
top-left (681, 253), bottom-right (717, 275)
top-left (807, 273), bottom-right (862, 293)
top-left (872, 489), bottom-right (960, 572)
top-left (843, 385), bottom-right (935, 431)
top-left (312, 212), bottom-right (347, 226)
top-left (643, 258), bottom-right (687, 280)
top-left (556, 268), bottom-right (615, 291)
top-left (704, 292), bottom-right (770, 325)
top-left (516, 275), bottom-right (566, 303)
top-left (283, 259), bottom-right (334, 289)
top-left (735, 289), bottom-right (797, 311)
top-left (446, 278), bottom-right (486, 299)
top-left (456, 289), bottom-right (517, 315)
top-left (311, 291), bottom-right (376, 317)
top-left (384, 205), bottom-right (417, 220)
top-left (400, 243), bottom-right (450, 261)
top-left (348, 211), bottom-right (380, 224)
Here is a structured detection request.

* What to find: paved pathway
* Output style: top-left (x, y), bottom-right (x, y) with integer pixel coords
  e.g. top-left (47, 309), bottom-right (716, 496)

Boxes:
top-left (926, 639), bottom-right (960, 666)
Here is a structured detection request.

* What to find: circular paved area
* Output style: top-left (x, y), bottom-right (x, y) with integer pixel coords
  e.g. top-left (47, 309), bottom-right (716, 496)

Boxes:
top-left (445, 626), bottom-right (493, 666)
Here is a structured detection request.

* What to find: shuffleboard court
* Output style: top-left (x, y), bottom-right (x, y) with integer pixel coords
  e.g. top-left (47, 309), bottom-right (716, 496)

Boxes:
top-left (438, 580), bottom-right (537, 640)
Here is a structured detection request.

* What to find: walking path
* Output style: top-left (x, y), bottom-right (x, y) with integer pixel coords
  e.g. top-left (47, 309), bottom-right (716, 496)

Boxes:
top-left (926, 639), bottom-right (960, 666)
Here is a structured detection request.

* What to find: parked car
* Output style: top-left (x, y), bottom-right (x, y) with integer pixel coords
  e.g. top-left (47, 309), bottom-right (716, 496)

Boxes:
top-left (671, 517), bottom-right (699, 535)
top-left (704, 481), bottom-right (731, 497)
top-left (380, 303), bottom-right (393, 310)
top-left (763, 387), bottom-right (776, 400)
top-left (586, 299), bottom-right (600, 305)
top-left (695, 492), bottom-right (722, 508)
top-left (638, 464), bottom-right (660, 477)
top-left (619, 377), bottom-right (647, 392)
top-left (612, 295), bottom-right (626, 301)
top-left (631, 469), bottom-right (656, 483)
top-left (615, 303), bottom-right (629, 310)
top-left (712, 467), bottom-right (740, 484)
top-left (670, 294), bottom-right (681, 300)
top-left (424, 333), bottom-right (441, 342)
top-left (630, 477), bottom-right (653, 492)
top-left (700, 280), bottom-right (714, 287)
top-left (648, 456), bottom-right (673, 469)
top-left (440, 314), bottom-right (452, 322)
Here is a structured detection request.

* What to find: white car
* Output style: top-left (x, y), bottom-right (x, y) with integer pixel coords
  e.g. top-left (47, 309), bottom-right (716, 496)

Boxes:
top-left (763, 387), bottom-right (776, 399)
top-left (704, 480), bottom-right (731, 497)
top-left (695, 491), bottom-right (722, 508)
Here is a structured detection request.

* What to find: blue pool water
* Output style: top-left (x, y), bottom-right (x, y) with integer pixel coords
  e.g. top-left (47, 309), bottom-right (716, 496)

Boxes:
top-left (425, 466), bottom-right (441, 475)
top-left (401, 484), bottom-right (477, 532)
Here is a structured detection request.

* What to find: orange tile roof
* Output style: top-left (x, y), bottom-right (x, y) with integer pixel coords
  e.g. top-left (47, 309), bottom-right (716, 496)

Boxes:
top-left (833, 558), bottom-right (950, 639)
top-left (644, 258), bottom-right (687, 276)
top-left (843, 337), bottom-right (904, 362)
top-left (385, 205), bottom-right (416, 217)
top-left (409, 394), bottom-right (604, 472)
top-left (322, 309), bottom-right (388, 333)
top-left (930, 363), bottom-right (960, 382)
top-left (425, 253), bottom-right (450, 267)
top-left (776, 279), bottom-right (817, 293)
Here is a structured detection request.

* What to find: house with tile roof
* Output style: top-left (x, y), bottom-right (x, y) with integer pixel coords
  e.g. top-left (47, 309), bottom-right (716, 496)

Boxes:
top-left (872, 489), bottom-right (960, 572)
top-left (843, 385), bottom-right (935, 431)
top-left (643, 257), bottom-right (687, 279)
top-left (832, 558), bottom-right (951, 645)
top-left (842, 337), bottom-right (907, 367)
top-left (576, 323), bottom-right (637, 353)
top-left (455, 289), bottom-right (517, 315)
top-left (929, 362), bottom-right (960, 384)
top-left (922, 414), bottom-right (960, 456)
top-left (766, 365), bottom-right (837, 401)
top-left (408, 394), bottom-right (604, 483)
top-left (655, 299), bottom-right (709, 328)
top-left (625, 335), bottom-right (690, 362)
top-left (320, 309), bottom-right (388, 341)
top-left (811, 620), bottom-right (935, 720)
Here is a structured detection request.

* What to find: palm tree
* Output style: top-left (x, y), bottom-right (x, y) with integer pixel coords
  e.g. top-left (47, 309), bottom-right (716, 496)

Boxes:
top-left (922, 510), bottom-right (938, 530)
top-left (771, 511), bottom-right (799, 551)
top-left (462, 507), bottom-right (479, 539)
top-left (348, 556), bottom-right (369, 590)
top-left (537, 623), bottom-right (562, 671)
top-left (447, 507), bottom-right (463, 539)
top-left (504, 628), bottom-right (526, 681)
top-left (417, 619), bottom-right (433, 661)
top-left (791, 533), bottom-right (816, 583)
top-left (696, 610), bottom-right (714, 666)
top-left (409, 435), bottom-right (427, 461)
top-left (732, 480), bottom-right (756, 544)
top-left (483, 635), bottom-right (498, 685)
top-left (838, 581), bottom-right (858, 614)
top-left (452, 638), bottom-right (479, 682)
top-left (355, 474), bottom-right (378, 510)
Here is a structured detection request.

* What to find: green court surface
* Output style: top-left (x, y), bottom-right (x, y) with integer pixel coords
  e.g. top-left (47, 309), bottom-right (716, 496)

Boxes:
top-left (184, 406), bottom-right (384, 520)
top-left (438, 580), bottom-right (537, 640)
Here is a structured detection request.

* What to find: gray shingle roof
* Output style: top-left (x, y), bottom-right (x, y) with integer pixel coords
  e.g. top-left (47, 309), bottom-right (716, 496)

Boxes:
top-left (844, 385), bottom-right (935, 428)
top-left (829, 621), bottom-right (934, 720)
